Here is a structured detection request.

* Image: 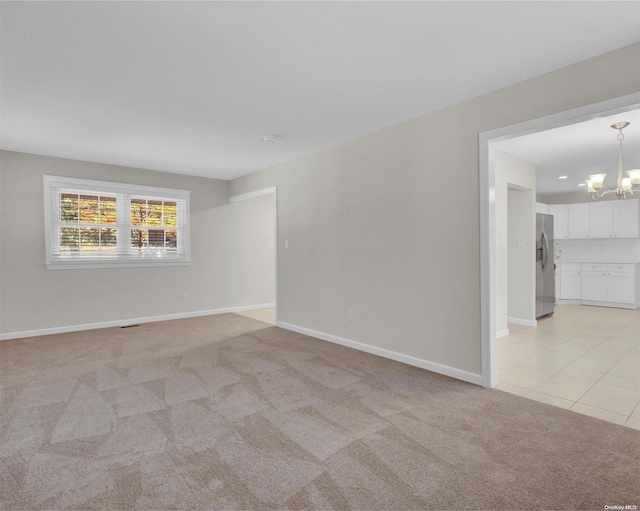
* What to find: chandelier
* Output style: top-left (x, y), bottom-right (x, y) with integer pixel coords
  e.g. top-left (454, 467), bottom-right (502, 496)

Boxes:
top-left (586, 122), bottom-right (640, 199)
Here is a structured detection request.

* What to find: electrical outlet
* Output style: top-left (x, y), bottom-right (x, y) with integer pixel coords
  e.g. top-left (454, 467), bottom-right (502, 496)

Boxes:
top-left (182, 292), bottom-right (189, 300)
top-left (347, 308), bottom-right (353, 321)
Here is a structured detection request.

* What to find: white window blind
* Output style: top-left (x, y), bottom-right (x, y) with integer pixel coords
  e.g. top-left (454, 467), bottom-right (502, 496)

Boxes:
top-left (44, 176), bottom-right (190, 269)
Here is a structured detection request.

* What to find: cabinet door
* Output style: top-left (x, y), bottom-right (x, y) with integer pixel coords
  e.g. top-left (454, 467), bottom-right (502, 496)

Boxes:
top-left (560, 271), bottom-right (581, 299)
top-left (589, 202), bottom-right (614, 238)
top-left (568, 203), bottom-right (590, 239)
top-left (615, 199), bottom-right (640, 238)
top-left (555, 265), bottom-right (561, 303)
top-left (606, 272), bottom-right (635, 303)
top-left (549, 205), bottom-right (568, 240)
top-left (536, 202), bottom-right (550, 214)
top-left (581, 271), bottom-right (607, 301)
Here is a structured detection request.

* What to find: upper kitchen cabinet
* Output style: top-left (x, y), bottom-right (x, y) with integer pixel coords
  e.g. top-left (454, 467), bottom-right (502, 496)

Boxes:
top-left (615, 199), bottom-right (640, 238)
top-left (568, 203), bottom-right (590, 239)
top-left (548, 204), bottom-right (568, 239)
top-left (547, 199), bottom-right (640, 239)
top-left (589, 200), bottom-right (640, 238)
top-left (589, 202), bottom-right (615, 238)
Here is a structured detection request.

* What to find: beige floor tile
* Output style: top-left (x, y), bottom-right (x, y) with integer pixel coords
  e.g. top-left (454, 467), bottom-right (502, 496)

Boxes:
top-left (563, 356), bottom-right (620, 374)
top-left (598, 372), bottom-right (640, 392)
top-left (495, 383), bottom-right (530, 397)
top-left (587, 382), bottom-right (639, 402)
top-left (497, 352), bottom-right (537, 366)
top-left (554, 366), bottom-right (605, 383)
top-left (498, 367), bottom-right (556, 390)
top-left (624, 416), bottom-right (640, 430)
top-left (532, 377), bottom-right (593, 402)
top-left (599, 336), bottom-right (639, 350)
top-left (609, 361), bottom-right (640, 377)
top-left (551, 344), bottom-right (595, 358)
top-left (619, 351), bottom-right (640, 366)
top-left (522, 357), bottom-right (572, 372)
top-left (498, 305), bottom-right (640, 428)
top-left (525, 391), bottom-right (573, 409)
top-left (497, 360), bottom-right (522, 376)
top-left (576, 384), bottom-right (639, 416)
top-left (235, 308), bottom-right (276, 325)
top-left (570, 403), bottom-right (628, 426)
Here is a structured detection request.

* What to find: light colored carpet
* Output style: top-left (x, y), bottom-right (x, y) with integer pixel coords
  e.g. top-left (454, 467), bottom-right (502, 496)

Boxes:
top-left (1, 313), bottom-right (638, 510)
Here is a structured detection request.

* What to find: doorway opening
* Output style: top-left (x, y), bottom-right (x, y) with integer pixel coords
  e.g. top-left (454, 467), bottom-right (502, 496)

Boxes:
top-left (228, 187), bottom-right (278, 325)
top-left (479, 92), bottom-right (640, 389)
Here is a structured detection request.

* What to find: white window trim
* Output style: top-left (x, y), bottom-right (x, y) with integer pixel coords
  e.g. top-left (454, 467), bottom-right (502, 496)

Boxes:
top-left (43, 175), bottom-right (191, 269)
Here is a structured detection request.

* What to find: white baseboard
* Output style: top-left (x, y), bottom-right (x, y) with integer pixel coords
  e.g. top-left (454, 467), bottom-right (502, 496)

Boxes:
top-left (496, 328), bottom-right (510, 339)
top-left (277, 321), bottom-right (483, 386)
top-left (507, 317), bottom-right (537, 327)
top-left (556, 299), bottom-right (581, 306)
top-left (0, 303), bottom-right (275, 341)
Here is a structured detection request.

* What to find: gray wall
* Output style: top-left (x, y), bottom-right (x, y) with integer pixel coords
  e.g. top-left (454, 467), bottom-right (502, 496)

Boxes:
top-left (229, 43), bottom-right (640, 376)
top-left (0, 151), bottom-right (275, 335)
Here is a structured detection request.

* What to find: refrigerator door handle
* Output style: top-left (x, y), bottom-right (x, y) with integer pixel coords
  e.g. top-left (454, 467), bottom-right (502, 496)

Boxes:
top-left (541, 231), bottom-right (549, 272)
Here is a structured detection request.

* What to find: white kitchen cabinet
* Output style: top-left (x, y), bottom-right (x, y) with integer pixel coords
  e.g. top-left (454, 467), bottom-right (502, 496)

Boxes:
top-left (568, 203), bottom-right (590, 239)
top-left (536, 202), bottom-right (550, 214)
top-left (559, 263), bottom-right (581, 300)
top-left (555, 263), bottom-right (561, 302)
top-left (607, 272), bottom-right (635, 303)
top-left (589, 202), bottom-right (614, 239)
top-left (576, 263), bottom-right (638, 307)
top-left (615, 199), bottom-right (640, 238)
top-left (581, 264), bottom-right (607, 301)
top-left (551, 199), bottom-right (639, 240)
top-left (549, 204), bottom-right (568, 240)
top-left (606, 264), bottom-right (636, 304)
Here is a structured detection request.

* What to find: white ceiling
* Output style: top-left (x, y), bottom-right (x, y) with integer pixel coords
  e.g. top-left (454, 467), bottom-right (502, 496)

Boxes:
top-left (496, 109), bottom-right (640, 197)
top-left (1, 2), bottom-right (639, 181)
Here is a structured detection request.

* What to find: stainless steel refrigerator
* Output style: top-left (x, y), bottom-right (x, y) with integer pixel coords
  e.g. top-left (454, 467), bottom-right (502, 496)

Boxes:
top-left (536, 213), bottom-right (555, 318)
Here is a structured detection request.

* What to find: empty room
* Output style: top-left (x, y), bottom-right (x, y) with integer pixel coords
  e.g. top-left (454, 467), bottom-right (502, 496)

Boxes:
top-left (1, 2), bottom-right (639, 510)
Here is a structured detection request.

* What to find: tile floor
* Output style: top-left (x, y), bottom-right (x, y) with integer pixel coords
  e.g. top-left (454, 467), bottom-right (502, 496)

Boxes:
top-left (234, 307), bottom-right (276, 325)
top-left (497, 305), bottom-right (639, 429)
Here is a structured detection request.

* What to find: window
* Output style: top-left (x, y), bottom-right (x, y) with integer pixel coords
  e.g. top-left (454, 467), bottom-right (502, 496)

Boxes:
top-left (44, 176), bottom-right (190, 269)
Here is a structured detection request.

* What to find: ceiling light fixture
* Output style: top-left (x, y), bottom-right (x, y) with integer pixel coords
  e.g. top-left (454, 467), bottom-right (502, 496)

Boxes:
top-left (558, 176), bottom-right (568, 179)
top-left (586, 122), bottom-right (640, 199)
top-left (262, 135), bottom-right (276, 143)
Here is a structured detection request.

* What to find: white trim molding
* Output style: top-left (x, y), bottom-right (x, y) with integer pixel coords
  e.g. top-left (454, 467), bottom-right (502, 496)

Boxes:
top-left (496, 329), bottom-right (510, 339)
top-left (0, 303), bottom-right (275, 341)
top-left (229, 187), bottom-right (277, 203)
top-left (277, 321), bottom-right (483, 386)
top-left (507, 317), bottom-right (537, 327)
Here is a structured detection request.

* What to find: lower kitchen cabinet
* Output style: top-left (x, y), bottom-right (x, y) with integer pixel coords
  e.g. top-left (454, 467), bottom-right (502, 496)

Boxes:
top-left (606, 267), bottom-right (636, 304)
top-left (581, 269), bottom-right (607, 301)
top-left (559, 263), bottom-right (581, 300)
top-left (560, 262), bottom-right (639, 308)
top-left (559, 263), bottom-right (640, 309)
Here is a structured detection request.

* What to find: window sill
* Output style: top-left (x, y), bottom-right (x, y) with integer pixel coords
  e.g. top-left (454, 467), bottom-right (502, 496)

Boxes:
top-left (45, 258), bottom-right (191, 270)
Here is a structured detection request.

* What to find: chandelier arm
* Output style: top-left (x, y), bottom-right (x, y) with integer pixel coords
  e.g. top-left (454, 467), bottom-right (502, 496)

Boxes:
top-left (589, 122), bottom-right (632, 200)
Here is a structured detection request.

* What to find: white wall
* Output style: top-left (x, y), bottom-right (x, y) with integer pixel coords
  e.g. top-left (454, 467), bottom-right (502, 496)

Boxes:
top-left (229, 43), bottom-right (640, 380)
top-left (0, 151), bottom-right (275, 337)
top-left (507, 187), bottom-right (536, 323)
top-left (495, 150), bottom-right (537, 332)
